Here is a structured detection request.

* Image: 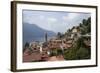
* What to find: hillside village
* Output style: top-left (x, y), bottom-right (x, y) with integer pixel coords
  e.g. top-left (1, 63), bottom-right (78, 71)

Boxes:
top-left (23, 17), bottom-right (91, 62)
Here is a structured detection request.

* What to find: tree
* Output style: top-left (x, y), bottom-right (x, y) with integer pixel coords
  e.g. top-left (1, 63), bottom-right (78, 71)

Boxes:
top-left (72, 26), bottom-right (75, 30)
top-left (25, 42), bottom-right (29, 48)
top-left (79, 17), bottom-right (91, 34)
top-left (82, 19), bottom-right (87, 26)
top-left (23, 42), bottom-right (29, 52)
top-left (76, 47), bottom-right (90, 59)
top-left (79, 23), bottom-right (82, 27)
top-left (57, 32), bottom-right (62, 39)
top-left (50, 49), bottom-right (57, 57)
top-left (64, 37), bottom-right (90, 60)
top-left (67, 29), bottom-right (71, 33)
top-left (45, 32), bottom-right (48, 42)
top-left (57, 49), bottom-right (63, 55)
top-left (87, 17), bottom-right (91, 33)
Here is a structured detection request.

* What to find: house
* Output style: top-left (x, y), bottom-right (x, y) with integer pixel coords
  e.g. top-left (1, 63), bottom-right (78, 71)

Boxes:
top-left (71, 27), bottom-right (81, 39)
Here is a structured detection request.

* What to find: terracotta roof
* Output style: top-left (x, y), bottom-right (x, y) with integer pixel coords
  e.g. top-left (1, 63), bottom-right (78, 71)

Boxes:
top-left (23, 52), bottom-right (42, 62)
top-left (48, 55), bottom-right (65, 61)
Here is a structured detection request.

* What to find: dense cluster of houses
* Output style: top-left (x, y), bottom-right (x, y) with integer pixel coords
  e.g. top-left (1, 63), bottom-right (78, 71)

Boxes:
top-left (23, 27), bottom-right (91, 62)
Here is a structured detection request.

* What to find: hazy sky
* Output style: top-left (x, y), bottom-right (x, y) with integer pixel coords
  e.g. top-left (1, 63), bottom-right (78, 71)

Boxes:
top-left (23, 10), bottom-right (90, 33)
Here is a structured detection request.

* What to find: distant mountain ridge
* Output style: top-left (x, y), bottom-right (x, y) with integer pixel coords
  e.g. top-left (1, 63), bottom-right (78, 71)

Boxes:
top-left (23, 23), bottom-right (56, 44)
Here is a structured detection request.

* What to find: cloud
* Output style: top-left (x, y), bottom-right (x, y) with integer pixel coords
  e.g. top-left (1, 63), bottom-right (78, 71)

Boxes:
top-left (23, 10), bottom-right (90, 33)
top-left (39, 15), bottom-right (45, 20)
top-left (68, 13), bottom-right (79, 19)
top-left (62, 16), bottom-right (68, 20)
top-left (62, 13), bottom-right (79, 21)
top-left (47, 17), bottom-right (57, 22)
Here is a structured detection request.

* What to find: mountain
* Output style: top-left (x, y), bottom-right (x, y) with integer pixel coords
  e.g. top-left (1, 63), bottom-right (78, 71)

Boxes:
top-left (23, 23), bottom-right (56, 44)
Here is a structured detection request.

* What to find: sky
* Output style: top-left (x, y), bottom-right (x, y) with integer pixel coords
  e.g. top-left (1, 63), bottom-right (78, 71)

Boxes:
top-left (23, 10), bottom-right (91, 33)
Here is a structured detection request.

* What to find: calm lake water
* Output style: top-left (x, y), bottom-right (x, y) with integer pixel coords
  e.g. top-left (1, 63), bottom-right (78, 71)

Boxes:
top-left (23, 36), bottom-right (56, 45)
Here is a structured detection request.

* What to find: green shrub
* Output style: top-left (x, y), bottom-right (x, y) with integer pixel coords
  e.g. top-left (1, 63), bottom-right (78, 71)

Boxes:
top-left (64, 38), bottom-right (91, 60)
